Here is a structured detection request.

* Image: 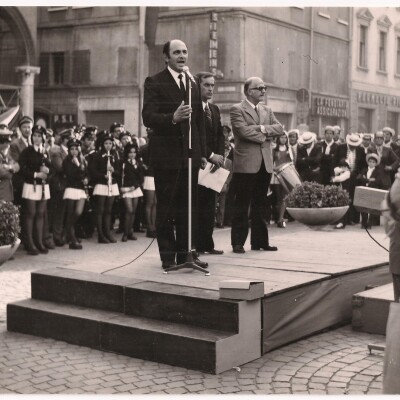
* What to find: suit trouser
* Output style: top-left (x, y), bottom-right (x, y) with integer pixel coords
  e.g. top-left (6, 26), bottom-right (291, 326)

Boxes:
top-left (48, 189), bottom-right (66, 241)
top-left (231, 163), bottom-right (271, 247)
top-left (197, 186), bottom-right (216, 251)
top-left (154, 168), bottom-right (199, 264)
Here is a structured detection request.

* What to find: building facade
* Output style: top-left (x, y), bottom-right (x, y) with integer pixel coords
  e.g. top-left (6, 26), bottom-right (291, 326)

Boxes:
top-left (350, 7), bottom-right (400, 137)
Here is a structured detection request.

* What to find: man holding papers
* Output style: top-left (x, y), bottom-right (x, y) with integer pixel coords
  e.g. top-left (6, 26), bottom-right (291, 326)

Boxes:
top-left (230, 76), bottom-right (284, 253)
top-left (196, 72), bottom-right (225, 255)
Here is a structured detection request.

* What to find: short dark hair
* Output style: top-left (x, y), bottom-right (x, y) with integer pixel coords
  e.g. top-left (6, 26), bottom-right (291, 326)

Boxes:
top-left (196, 72), bottom-right (215, 83)
top-left (162, 41), bottom-right (171, 57)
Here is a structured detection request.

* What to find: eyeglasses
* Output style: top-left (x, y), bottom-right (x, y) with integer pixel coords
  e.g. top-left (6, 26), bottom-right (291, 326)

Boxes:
top-left (250, 86), bottom-right (267, 92)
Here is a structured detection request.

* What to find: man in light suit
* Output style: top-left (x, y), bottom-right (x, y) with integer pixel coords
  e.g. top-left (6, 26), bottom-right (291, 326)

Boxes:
top-left (230, 76), bottom-right (284, 253)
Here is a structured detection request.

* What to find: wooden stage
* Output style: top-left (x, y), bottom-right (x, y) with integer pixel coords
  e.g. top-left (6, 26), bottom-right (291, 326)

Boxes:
top-left (6, 221), bottom-right (392, 372)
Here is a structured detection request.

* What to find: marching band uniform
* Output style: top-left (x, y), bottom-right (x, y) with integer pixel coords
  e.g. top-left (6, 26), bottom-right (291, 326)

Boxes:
top-left (0, 127), bottom-right (18, 202)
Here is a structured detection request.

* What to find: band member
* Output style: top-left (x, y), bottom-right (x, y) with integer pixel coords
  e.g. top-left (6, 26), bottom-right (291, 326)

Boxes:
top-left (119, 143), bottom-right (144, 242)
top-left (196, 71), bottom-right (225, 255)
top-left (0, 126), bottom-right (19, 202)
top-left (230, 76), bottom-right (283, 254)
top-left (90, 132), bottom-right (120, 243)
top-left (142, 39), bottom-right (208, 270)
top-left (296, 132), bottom-right (323, 183)
top-left (19, 125), bottom-right (51, 255)
top-left (62, 138), bottom-right (89, 250)
top-left (320, 126), bottom-right (338, 186)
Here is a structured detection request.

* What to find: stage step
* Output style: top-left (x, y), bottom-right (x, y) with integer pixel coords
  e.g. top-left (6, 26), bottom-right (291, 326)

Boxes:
top-left (352, 283), bottom-right (394, 335)
top-left (7, 268), bottom-right (262, 374)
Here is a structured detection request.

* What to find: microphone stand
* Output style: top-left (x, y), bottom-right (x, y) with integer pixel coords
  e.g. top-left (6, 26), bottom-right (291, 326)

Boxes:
top-left (164, 74), bottom-right (210, 276)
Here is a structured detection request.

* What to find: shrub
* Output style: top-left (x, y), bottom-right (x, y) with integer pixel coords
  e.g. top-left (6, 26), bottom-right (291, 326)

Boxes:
top-left (284, 181), bottom-right (350, 208)
top-left (0, 200), bottom-right (21, 246)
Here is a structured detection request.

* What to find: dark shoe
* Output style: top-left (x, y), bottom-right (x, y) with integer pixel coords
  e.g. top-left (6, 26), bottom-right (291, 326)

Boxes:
top-left (121, 235), bottom-right (128, 242)
top-left (98, 236), bottom-right (110, 244)
top-left (37, 245), bottom-right (49, 254)
top-left (208, 249), bottom-right (224, 255)
top-left (127, 233), bottom-right (138, 241)
top-left (251, 245), bottom-right (278, 251)
top-left (44, 240), bottom-right (55, 250)
top-left (233, 245), bottom-right (245, 254)
top-left (105, 235), bottom-right (117, 243)
top-left (69, 242), bottom-right (82, 250)
top-left (54, 239), bottom-right (65, 247)
top-left (26, 246), bottom-right (39, 256)
top-left (162, 261), bottom-right (177, 270)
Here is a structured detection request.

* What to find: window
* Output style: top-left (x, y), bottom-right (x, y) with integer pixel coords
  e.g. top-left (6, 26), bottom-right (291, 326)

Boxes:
top-left (358, 108), bottom-right (373, 132)
top-left (397, 37), bottom-right (400, 75)
top-left (387, 112), bottom-right (399, 136)
top-left (359, 25), bottom-right (367, 68)
top-left (378, 31), bottom-right (387, 72)
top-left (39, 52), bottom-right (66, 86)
top-left (52, 52), bottom-right (65, 84)
top-left (72, 50), bottom-right (90, 85)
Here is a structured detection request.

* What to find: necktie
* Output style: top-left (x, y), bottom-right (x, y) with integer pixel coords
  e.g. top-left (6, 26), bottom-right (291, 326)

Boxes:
top-left (204, 104), bottom-right (212, 124)
top-left (178, 74), bottom-right (186, 101)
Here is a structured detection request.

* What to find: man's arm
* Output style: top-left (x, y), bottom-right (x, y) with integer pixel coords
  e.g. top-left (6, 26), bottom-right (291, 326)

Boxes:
top-left (260, 108), bottom-right (284, 137)
top-left (230, 105), bottom-right (267, 144)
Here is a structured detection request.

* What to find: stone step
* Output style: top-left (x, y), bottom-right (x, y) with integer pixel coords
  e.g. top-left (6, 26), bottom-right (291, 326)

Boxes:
top-left (352, 283), bottom-right (394, 335)
top-left (7, 297), bottom-right (261, 374)
top-left (31, 268), bottom-right (240, 332)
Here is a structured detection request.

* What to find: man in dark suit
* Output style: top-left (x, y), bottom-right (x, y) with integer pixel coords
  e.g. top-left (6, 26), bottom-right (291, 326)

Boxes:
top-left (333, 133), bottom-right (367, 225)
top-left (142, 39), bottom-right (208, 270)
top-left (195, 72), bottom-right (225, 255)
top-left (230, 76), bottom-right (284, 254)
top-left (320, 126), bottom-right (338, 185)
top-left (296, 132), bottom-right (323, 183)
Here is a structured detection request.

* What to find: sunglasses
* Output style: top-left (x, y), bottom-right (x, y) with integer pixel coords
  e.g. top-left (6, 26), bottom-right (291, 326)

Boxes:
top-left (250, 86), bottom-right (267, 92)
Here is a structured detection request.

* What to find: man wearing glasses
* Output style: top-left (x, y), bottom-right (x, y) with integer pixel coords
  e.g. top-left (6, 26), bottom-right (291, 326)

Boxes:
top-left (230, 76), bottom-right (284, 254)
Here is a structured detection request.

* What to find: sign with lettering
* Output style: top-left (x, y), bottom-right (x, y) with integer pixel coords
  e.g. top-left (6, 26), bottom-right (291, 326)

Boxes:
top-left (209, 12), bottom-right (218, 75)
top-left (312, 96), bottom-right (349, 118)
top-left (53, 114), bottom-right (75, 124)
top-left (357, 91), bottom-right (400, 108)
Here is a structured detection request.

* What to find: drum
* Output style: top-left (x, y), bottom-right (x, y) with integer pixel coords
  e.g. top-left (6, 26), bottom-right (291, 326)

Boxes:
top-left (275, 162), bottom-right (302, 194)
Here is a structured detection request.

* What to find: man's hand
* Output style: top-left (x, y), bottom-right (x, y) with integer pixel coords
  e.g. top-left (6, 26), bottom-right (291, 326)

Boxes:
top-left (209, 154), bottom-right (224, 167)
top-left (40, 166), bottom-right (49, 174)
top-left (200, 157), bottom-right (207, 169)
top-left (173, 101), bottom-right (192, 123)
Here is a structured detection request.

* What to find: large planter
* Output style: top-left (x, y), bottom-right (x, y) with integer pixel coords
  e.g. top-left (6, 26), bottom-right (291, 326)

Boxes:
top-left (286, 206), bottom-right (349, 227)
top-left (0, 238), bottom-right (21, 266)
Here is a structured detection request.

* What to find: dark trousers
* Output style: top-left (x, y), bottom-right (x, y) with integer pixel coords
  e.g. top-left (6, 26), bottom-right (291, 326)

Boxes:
top-left (231, 163), bottom-right (271, 247)
top-left (197, 186), bottom-right (216, 251)
top-left (48, 189), bottom-right (66, 242)
top-left (154, 168), bottom-right (199, 264)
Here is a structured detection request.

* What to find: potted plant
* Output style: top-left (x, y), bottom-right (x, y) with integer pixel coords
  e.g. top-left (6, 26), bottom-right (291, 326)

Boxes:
top-left (0, 200), bottom-right (21, 265)
top-left (284, 181), bottom-right (350, 226)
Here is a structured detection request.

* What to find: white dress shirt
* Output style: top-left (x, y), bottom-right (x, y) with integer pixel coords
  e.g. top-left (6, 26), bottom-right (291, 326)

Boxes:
top-left (168, 66), bottom-right (186, 90)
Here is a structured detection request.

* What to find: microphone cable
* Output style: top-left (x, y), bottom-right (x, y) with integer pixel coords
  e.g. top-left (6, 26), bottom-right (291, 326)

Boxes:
top-left (363, 225), bottom-right (389, 252)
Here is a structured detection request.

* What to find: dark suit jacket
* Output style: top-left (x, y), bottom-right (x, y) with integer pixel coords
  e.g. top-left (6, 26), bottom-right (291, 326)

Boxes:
top-left (357, 166), bottom-right (385, 190)
top-left (332, 144), bottom-right (367, 177)
top-left (296, 144), bottom-right (323, 183)
top-left (204, 102), bottom-right (225, 159)
top-left (9, 137), bottom-right (28, 193)
top-left (19, 146), bottom-right (51, 185)
top-left (367, 144), bottom-right (399, 189)
top-left (142, 68), bottom-right (206, 170)
top-left (320, 141), bottom-right (339, 185)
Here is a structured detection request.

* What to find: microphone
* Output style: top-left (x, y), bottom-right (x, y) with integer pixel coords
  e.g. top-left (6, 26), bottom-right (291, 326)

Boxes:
top-left (182, 66), bottom-right (196, 84)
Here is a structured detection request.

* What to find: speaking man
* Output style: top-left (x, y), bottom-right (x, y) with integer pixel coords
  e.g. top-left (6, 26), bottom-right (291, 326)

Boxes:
top-left (142, 39), bottom-right (208, 270)
top-left (196, 72), bottom-right (225, 255)
top-left (230, 77), bottom-right (283, 253)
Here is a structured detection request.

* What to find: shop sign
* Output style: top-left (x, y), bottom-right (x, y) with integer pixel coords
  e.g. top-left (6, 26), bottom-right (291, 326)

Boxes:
top-left (313, 96), bottom-right (348, 118)
top-left (209, 12), bottom-right (218, 75)
top-left (357, 91), bottom-right (400, 107)
top-left (53, 114), bottom-right (75, 124)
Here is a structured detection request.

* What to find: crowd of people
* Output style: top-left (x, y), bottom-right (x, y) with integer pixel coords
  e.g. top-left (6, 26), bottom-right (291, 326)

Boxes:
top-left (0, 117), bottom-right (156, 255)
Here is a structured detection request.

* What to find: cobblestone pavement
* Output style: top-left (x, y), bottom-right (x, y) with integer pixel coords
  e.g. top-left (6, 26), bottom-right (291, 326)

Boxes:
top-left (0, 255), bottom-right (386, 395)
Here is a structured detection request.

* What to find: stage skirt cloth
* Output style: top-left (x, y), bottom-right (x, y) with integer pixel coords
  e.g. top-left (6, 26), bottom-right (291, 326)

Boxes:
top-left (143, 176), bottom-right (155, 191)
top-left (93, 183), bottom-right (119, 197)
top-left (63, 188), bottom-right (87, 200)
top-left (121, 187), bottom-right (143, 199)
top-left (22, 183), bottom-right (50, 201)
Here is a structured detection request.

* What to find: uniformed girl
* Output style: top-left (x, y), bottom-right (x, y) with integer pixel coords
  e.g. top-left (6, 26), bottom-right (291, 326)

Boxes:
top-left (62, 138), bottom-right (88, 250)
top-left (89, 131), bottom-right (120, 243)
top-left (119, 143), bottom-right (144, 242)
top-left (19, 125), bottom-right (51, 255)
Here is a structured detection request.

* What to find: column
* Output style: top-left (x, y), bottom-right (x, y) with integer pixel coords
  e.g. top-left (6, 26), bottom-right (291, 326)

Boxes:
top-left (15, 65), bottom-right (40, 118)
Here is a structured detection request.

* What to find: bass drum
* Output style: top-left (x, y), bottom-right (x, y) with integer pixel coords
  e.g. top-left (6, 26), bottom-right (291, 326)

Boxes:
top-left (275, 162), bottom-right (302, 194)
